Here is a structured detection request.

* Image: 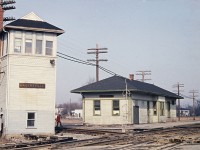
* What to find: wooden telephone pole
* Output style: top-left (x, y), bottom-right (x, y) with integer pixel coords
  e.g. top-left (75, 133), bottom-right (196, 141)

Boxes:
top-left (136, 70), bottom-right (151, 82)
top-left (173, 82), bottom-right (184, 121)
top-left (0, 0), bottom-right (15, 57)
top-left (0, 0), bottom-right (15, 29)
top-left (189, 90), bottom-right (198, 120)
top-left (87, 44), bottom-right (108, 82)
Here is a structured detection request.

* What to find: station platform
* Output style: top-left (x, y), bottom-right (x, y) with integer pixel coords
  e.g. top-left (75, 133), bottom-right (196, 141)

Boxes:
top-left (62, 118), bottom-right (200, 130)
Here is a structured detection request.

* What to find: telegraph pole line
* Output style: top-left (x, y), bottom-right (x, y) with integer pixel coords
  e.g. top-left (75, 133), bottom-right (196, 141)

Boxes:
top-left (189, 90), bottom-right (198, 120)
top-left (0, 0), bottom-right (15, 56)
top-left (173, 82), bottom-right (184, 121)
top-left (0, 0), bottom-right (16, 29)
top-left (136, 70), bottom-right (151, 82)
top-left (87, 44), bottom-right (108, 82)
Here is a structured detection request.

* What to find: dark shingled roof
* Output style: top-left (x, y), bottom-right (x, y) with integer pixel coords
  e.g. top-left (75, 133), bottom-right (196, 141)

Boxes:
top-left (71, 75), bottom-right (183, 99)
top-left (5, 19), bottom-right (64, 35)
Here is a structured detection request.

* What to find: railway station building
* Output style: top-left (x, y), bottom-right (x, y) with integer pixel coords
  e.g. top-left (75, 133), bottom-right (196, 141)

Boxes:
top-left (0, 12), bottom-right (64, 136)
top-left (71, 75), bottom-right (183, 125)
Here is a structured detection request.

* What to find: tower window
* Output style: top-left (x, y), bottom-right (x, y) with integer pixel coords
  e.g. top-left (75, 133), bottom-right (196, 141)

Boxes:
top-left (27, 112), bottom-right (35, 128)
top-left (14, 38), bottom-right (22, 53)
top-left (36, 40), bottom-right (42, 54)
top-left (46, 41), bottom-right (53, 55)
top-left (25, 39), bottom-right (32, 53)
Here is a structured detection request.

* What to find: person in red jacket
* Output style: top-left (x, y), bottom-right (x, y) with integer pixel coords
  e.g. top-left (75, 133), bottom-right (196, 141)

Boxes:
top-left (56, 114), bottom-right (62, 127)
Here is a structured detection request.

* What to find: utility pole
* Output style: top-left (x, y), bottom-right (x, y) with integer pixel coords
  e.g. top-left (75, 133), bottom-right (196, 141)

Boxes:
top-left (87, 44), bottom-right (108, 82)
top-left (189, 90), bottom-right (198, 120)
top-left (136, 70), bottom-right (151, 82)
top-left (69, 98), bottom-right (71, 116)
top-left (173, 82), bottom-right (184, 121)
top-left (0, 0), bottom-right (15, 56)
top-left (0, 0), bottom-right (15, 29)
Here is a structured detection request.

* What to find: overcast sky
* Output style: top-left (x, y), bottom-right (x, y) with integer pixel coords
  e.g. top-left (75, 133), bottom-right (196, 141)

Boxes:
top-left (5, 0), bottom-right (200, 106)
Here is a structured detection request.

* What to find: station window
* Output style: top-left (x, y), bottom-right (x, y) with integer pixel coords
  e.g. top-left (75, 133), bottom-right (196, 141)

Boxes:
top-left (45, 41), bottom-right (53, 55)
top-left (172, 100), bottom-right (175, 105)
top-left (153, 101), bottom-right (157, 116)
top-left (27, 112), bottom-right (35, 128)
top-left (14, 38), bottom-right (22, 53)
top-left (94, 100), bottom-right (101, 116)
top-left (160, 102), bottom-right (165, 116)
top-left (112, 100), bottom-right (120, 116)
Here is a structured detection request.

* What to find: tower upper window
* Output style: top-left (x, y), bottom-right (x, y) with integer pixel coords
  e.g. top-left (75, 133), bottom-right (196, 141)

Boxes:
top-left (14, 31), bottom-right (22, 53)
top-left (36, 40), bottom-right (42, 54)
top-left (25, 32), bottom-right (33, 54)
top-left (25, 39), bottom-right (32, 54)
top-left (45, 41), bottom-right (53, 55)
top-left (14, 38), bottom-right (22, 53)
top-left (35, 33), bottom-right (43, 54)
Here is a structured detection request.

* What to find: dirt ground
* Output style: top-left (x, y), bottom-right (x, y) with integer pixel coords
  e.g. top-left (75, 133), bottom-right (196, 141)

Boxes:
top-left (61, 118), bottom-right (83, 125)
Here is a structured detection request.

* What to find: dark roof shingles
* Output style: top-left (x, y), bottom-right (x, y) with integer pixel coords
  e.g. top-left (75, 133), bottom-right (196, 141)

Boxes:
top-left (5, 19), bottom-right (63, 31)
top-left (71, 76), bottom-right (182, 99)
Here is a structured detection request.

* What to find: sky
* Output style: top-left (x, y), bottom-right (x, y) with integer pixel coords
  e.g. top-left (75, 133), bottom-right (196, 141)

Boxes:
top-left (5, 0), bottom-right (200, 106)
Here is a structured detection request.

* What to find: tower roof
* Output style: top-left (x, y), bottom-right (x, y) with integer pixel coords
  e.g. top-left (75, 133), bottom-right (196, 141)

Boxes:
top-left (21, 12), bottom-right (44, 22)
top-left (4, 12), bottom-right (64, 35)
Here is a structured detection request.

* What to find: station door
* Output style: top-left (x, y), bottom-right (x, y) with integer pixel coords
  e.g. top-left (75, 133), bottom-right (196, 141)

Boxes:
top-left (133, 106), bottom-right (139, 124)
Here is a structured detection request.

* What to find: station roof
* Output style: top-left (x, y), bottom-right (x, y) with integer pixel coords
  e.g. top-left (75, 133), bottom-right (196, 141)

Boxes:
top-left (71, 75), bottom-right (183, 99)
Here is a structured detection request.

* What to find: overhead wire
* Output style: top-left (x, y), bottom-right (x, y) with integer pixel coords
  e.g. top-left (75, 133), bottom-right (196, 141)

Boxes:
top-left (57, 52), bottom-right (117, 76)
top-left (180, 93), bottom-right (200, 102)
top-left (58, 35), bottom-right (133, 75)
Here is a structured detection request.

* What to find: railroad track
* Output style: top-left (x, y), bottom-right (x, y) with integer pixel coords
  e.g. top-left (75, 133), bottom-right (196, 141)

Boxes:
top-left (63, 128), bottom-right (126, 135)
top-left (1, 123), bottom-right (200, 149)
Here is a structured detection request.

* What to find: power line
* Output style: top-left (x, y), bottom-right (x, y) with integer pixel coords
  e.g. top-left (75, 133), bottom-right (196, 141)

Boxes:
top-left (87, 44), bottom-right (108, 82)
top-left (57, 52), bottom-right (116, 76)
top-left (57, 55), bottom-right (115, 76)
top-left (180, 94), bottom-right (192, 99)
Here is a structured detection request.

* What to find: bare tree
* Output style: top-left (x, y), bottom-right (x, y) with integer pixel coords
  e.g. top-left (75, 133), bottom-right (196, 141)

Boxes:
top-left (57, 101), bottom-right (82, 115)
top-left (84, 77), bottom-right (96, 86)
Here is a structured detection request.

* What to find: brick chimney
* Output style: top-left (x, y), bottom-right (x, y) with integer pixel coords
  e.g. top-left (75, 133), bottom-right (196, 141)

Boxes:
top-left (0, 6), bottom-right (3, 30)
top-left (129, 74), bottom-right (134, 80)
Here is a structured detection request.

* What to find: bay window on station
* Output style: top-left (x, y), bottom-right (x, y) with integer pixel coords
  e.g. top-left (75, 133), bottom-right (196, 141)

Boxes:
top-left (93, 100), bottom-right (101, 116)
